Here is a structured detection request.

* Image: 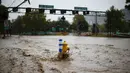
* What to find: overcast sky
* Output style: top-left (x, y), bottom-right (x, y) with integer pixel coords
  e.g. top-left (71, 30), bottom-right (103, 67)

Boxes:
top-left (2, 0), bottom-right (126, 22)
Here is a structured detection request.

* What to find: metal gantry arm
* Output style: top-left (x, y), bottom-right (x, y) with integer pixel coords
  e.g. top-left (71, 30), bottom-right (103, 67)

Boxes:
top-left (8, 0), bottom-right (30, 12)
top-left (16, 0), bottom-right (30, 7)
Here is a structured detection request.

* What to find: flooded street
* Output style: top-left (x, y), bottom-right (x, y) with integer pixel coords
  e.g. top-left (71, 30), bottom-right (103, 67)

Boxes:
top-left (0, 35), bottom-right (130, 73)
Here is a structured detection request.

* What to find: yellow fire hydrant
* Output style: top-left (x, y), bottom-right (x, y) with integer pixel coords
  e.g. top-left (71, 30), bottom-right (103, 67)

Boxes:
top-left (58, 41), bottom-right (70, 59)
top-left (62, 41), bottom-right (69, 54)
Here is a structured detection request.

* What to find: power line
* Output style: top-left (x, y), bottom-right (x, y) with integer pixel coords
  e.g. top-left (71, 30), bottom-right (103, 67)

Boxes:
top-left (9, 0), bottom-right (17, 7)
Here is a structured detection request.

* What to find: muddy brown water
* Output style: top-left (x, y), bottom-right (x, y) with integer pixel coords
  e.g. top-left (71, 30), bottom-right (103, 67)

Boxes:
top-left (0, 35), bottom-right (130, 73)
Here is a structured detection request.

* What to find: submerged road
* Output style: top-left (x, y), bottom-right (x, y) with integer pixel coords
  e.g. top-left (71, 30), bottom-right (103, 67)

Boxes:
top-left (0, 35), bottom-right (130, 73)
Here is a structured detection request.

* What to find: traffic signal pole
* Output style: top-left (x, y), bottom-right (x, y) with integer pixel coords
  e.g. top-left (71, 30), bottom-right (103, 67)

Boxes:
top-left (95, 12), bottom-right (98, 25)
top-left (8, 0), bottom-right (30, 12)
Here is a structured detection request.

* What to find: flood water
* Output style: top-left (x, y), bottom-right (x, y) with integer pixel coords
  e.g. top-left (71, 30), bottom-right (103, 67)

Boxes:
top-left (0, 35), bottom-right (130, 73)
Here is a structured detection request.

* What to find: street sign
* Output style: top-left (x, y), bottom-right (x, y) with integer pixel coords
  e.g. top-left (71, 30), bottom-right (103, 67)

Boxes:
top-left (39, 5), bottom-right (54, 9)
top-left (74, 7), bottom-right (87, 11)
top-left (52, 27), bottom-right (56, 31)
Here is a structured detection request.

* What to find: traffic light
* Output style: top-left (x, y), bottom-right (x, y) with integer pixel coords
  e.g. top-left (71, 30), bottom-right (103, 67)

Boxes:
top-left (87, 11), bottom-right (89, 14)
top-left (72, 11), bottom-right (75, 14)
top-left (13, 7), bottom-right (18, 12)
top-left (83, 11), bottom-right (86, 15)
top-left (26, 8), bottom-right (31, 13)
top-left (72, 10), bottom-right (78, 15)
top-left (61, 10), bottom-right (66, 14)
top-left (83, 11), bottom-right (89, 15)
top-left (39, 9), bottom-right (45, 13)
top-left (76, 11), bottom-right (78, 14)
top-left (50, 9), bottom-right (56, 14)
top-left (50, 10), bottom-right (53, 14)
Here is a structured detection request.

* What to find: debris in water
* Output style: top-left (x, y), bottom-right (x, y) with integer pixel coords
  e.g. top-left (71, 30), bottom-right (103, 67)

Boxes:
top-left (109, 60), bottom-right (112, 63)
top-left (50, 68), bottom-right (61, 73)
top-left (23, 51), bottom-right (31, 57)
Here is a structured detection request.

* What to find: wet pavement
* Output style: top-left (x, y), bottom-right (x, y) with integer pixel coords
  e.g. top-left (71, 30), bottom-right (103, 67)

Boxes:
top-left (0, 35), bottom-right (130, 73)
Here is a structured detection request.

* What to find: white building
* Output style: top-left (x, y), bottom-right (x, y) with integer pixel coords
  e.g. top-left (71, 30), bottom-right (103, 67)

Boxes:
top-left (84, 8), bottom-right (130, 25)
top-left (84, 15), bottom-right (106, 25)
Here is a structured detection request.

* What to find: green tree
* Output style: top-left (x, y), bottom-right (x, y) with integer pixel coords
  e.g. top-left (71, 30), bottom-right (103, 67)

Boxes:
top-left (98, 24), bottom-right (105, 32)
top-left (105, 6), bottom-right (124, 34)
top-left (12, 11), bottom-right (47, 34)
top-left (11, 12), bottom-right (71, 34)
top-left (125, 0), bottom-right (130, 10)
top-left (0, 5), bottom-right (8, 21)
top-left (12, 16), bottom-right (23, 34)
top-left (23, 11), bottom-right (46, 32)
top-left (46, 17), bottom-right (70, 32)
top-left (0, 5), bottom-right (8, 37)
top-left (55, 17), bottom-right (70, 32)
top-left (72, 15), bottom-right (89, 32)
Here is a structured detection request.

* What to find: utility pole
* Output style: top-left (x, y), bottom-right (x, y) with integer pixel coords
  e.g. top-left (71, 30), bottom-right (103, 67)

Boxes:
top-left (95, 12), bottom-right (98, 25)
top-left (95, 12), bottom-right (98, 35)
